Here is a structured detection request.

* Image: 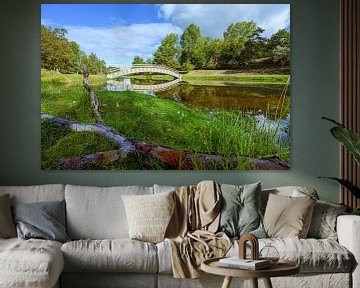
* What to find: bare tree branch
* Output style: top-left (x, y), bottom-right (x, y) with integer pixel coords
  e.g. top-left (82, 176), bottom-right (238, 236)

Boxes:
top-left (82, 69), bottom-right (104, 124)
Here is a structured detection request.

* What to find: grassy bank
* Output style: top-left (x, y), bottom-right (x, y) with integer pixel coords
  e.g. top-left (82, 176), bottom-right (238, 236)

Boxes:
top-left (182, 70), bottom-right (290, 85)
top-left (41, 70), bottom-right (290, 169)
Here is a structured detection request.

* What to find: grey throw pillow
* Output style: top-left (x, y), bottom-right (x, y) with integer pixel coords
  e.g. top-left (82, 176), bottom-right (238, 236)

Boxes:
top-left (12, 200), bottom-right (70, 243)
top-left (307, 200), bottom-right (347, 240)
top-left (218, 182), bottom-right (266, 238)
top-left (0, 194), bottom-right (17, 238)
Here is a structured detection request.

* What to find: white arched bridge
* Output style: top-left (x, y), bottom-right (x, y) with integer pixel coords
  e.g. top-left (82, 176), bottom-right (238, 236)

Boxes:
top-left (107, 64), bottom-right (182, 79)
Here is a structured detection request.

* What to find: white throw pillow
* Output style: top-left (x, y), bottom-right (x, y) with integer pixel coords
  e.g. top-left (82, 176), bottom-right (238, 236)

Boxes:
top-left (122, 191), bottom-right (175, 243)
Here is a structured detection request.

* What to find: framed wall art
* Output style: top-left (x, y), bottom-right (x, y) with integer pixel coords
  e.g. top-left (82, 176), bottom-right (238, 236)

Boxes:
top-left (41, 3), bottom-right (290, 170)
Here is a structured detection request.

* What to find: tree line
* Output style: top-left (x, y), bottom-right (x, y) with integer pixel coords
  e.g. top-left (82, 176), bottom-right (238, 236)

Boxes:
top-left (133, 22), bottom-right (290, 71)
top-left (41, 25), bottom-right (107, 74)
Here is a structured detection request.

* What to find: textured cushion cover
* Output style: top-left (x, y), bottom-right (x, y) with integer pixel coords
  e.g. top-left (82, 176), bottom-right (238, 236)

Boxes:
top-left (12, 200), bottom-right (70, 243)
top-left (122, 191), bottom-right (175, 243)
top-left (65, 185), bottom-right (153, 239)
top-left (218, 182), bottom-right (266, 238)
top-left (158, 237), bottom-right (353, 274)
top-left (0, 238), bottom-right (64, 288)
top-left (0, 194), bottom-right (16, 238)
top-left (263, 193), bottom-right (316, 238)
top-left (307, 200), bottom-right (347, 240)
top-left (62, 239), bottom-right (158, 273)
top-left (61, 273), bottom-right (157, 288)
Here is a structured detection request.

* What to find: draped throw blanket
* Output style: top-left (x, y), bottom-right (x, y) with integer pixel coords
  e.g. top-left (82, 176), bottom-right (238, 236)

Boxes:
top-left (165, 181), bottom-right (231, 278)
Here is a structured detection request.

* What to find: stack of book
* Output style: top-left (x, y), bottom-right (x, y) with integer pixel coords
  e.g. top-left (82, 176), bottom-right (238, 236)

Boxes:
top-left (218, 257), bottom-right (271, 270)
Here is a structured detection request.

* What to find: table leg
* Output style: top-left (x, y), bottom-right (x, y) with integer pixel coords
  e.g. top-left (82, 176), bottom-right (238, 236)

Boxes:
top-left (221, 276), bottom-right (233, 288)
top-left (263, 277), bottom-right (273, 288)
top-left (251, 278), bottom-right (258, 288)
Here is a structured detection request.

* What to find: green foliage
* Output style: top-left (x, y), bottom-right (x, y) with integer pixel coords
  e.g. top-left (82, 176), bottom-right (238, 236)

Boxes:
top-left (181, 61), bottom-right (195, 72)
top-left (41, 25), bottom-right (106, 75)
top-left (41, 26), bottom-right (75, 72)
top-left (153, 33), bottom-right (180, 69)
top-left (320, 117), bottom-right (360, 199)
top-left (133, 56), bottom-right (145, 64)
top-left (150, 22), bottom-right (291, 71)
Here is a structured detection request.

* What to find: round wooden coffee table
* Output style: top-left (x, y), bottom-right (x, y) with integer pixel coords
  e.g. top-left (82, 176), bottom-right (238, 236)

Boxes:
top-left (201, 257), bottom-right (300, 288)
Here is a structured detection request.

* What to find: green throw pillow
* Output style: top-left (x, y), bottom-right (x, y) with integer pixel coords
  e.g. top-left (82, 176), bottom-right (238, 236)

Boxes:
top-left (218, 182), bottom-right (266, 238)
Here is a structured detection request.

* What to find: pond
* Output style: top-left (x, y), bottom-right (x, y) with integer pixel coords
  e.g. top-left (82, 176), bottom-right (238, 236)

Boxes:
top-left (106, 78), bottom-right (290, 120)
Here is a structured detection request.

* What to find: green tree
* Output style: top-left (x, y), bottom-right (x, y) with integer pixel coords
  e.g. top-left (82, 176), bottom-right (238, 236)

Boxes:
top-left (41, 25), bottom-right (107, 74)
top-left (268, 29), bottom-right (290, 66)
top-left (268, 29), bottom-right (290, 51)
top-left (41, 25), bottom-right (75, 71)
top-left (179, 24), bottom-right (214, 69)
top-left (272, 46), bottom-right (290, 66)
top-left (180, 24), bottom-right (201, 65)
top-left (132, 56), bottom-right (145, 65)
top-left (221, 21), bottom-right (264, 68)
top-left (68, 41), bottom-right (82, 73)
top-left (153, 33), bottom-right (180, 69)
top-left (83, 53), bottom-right (107, 75)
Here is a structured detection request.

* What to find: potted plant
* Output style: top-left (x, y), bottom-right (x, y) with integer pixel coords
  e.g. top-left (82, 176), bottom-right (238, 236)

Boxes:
top-left (320, 117), bottom-right (360, 215)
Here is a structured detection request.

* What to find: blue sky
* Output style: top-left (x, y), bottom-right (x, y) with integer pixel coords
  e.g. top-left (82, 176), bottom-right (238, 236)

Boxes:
top-left (41, 4), bottom-right (290, 66)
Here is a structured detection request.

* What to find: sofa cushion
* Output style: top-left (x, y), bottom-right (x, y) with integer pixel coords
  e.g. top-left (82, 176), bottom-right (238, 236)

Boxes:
top-left (158, 237), bottom-right (353, 274)
top-left (122, 191), bottom-right (175, 243)
top-left (307, 200), bottom-right (347, 240)
top-left (0, 194), bottom-right (16, 238)
top-left (0, 184), bottom-right (65, 204)
top-left (263, 193), bottom-right (316, 238)
top-left (218, 182), bottom-right (266, 238)
top-left (12, 200), bottom-right (70, 243)
top-left (65, 185), bottom-right (153, 239)
top-left (0, 238), bottom-right (64, 288)
top-left (61, 239), bottom-right (158, 273)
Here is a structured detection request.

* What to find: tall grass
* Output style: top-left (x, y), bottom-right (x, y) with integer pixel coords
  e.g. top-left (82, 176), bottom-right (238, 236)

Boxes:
top-left (41, 69), bottom-right (290, 169)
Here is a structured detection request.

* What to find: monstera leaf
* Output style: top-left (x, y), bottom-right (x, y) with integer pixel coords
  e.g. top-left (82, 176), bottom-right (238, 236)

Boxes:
top-left (318, 177), bottom-right (360, 199)
top-left (322, 117), bottom-right (360, 165)
top-left (320, 117), bottom-right (360, 200)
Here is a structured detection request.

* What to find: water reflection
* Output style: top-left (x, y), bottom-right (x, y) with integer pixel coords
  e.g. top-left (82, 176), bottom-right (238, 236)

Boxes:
top-left (106, 78), bottom-right (290, 119)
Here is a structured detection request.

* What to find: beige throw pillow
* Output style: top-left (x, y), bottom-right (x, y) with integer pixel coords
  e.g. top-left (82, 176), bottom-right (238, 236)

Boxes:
top-left (122, 191), bottom-right (175, 243)
top-left (0, 194), bottom-right (17, 238)
top-left (263, 193), bottom-right (316, 238)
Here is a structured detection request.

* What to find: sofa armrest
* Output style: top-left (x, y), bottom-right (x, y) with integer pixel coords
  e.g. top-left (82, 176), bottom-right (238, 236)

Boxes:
top-left (337, 215), bottom-right (360, 288)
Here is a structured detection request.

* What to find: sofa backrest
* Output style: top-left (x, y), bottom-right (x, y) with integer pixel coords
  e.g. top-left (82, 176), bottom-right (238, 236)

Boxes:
top-left (65, 184), bottom-right (153, 240)
top-left (0, 184), bottom-right (65, 204)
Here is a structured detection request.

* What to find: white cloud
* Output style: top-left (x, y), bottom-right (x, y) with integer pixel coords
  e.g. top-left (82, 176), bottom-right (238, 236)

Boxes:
top-left (158, 4), bottom-right (290, 38)
top-left (65, 23), bottom-right (182, 66)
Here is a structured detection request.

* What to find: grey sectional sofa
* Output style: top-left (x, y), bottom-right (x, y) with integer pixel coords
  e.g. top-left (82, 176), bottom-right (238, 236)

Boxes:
top-left (0, 184), bottom-right (359, 288)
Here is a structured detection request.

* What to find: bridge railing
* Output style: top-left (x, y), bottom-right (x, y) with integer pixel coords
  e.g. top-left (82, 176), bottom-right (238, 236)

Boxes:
top-left (131, 64), bottom-right (180, 74)
top-left (106, 64), bottom-right (182, 79)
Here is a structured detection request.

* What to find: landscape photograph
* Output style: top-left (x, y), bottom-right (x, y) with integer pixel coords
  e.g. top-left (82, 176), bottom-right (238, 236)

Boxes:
top-left (41, 4), bottom-right (291, 170)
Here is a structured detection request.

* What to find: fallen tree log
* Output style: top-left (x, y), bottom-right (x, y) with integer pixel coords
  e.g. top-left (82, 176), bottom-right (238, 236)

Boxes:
top-left (82, 69), bottom-right (104, 124)
top-left (41, 113), bottom-right (135, 155)
top-left (42, 113), bottom-right (290, 170)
